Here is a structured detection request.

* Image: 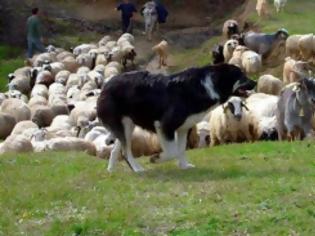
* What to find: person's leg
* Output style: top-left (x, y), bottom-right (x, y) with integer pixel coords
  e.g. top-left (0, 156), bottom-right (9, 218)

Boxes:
top-left (127, 19), bottom-right (133, 34)
top-left (122, 18), bottom-right (129, 33)
top-left (27, 38), bottom-right (34, 59)
top-left (33, 37), bottom-right (46, 53)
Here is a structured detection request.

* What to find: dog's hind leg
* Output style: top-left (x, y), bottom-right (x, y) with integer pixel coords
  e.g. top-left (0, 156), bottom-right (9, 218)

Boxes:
top-left (108, 139), bottom-right (122, 172)
top-left (122, 117), bottom-right (145, 172)
top-left (176, 129), bottom-right (195, 169)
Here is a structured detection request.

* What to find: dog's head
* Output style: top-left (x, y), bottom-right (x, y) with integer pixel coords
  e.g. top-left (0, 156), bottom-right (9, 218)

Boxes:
top-left (211, 64), bottom-right (256, 103)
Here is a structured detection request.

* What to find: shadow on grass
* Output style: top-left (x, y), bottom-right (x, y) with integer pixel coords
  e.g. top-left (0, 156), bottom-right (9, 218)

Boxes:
top-left (140, 166), bottom-right (303, 182)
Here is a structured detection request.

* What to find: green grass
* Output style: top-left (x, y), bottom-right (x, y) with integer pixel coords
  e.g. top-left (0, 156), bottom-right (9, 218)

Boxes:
top-left (1, 142), bottom-right (315, 235)
top-left (248, 0), bottom-right (315, 34)
top-left (0, 45), bottom-right (24, 92)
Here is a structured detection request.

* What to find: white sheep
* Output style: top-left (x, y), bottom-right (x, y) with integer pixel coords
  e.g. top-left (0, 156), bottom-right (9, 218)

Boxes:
top-left (56, 51), bottom-right (73, 61)
top-left (31, 84), bottom-right (49, 99)
top-left (49, 115), bottom-right (72, 131)
top-left (257, 74), bottom-right (283, 95)
top-left (8, 74), bottom-right (32, 95)
top-left (117, 33), bottom-right (135, 45)
top-left (98, 35), bottom-right (112, 47)
top-left (28, 96), bottom-right (48, 107)
top-left (196, 121), bottom-right (210, 148)
top-left (241, 50), bottom-right (262, 75)
top-left (0, 112), bottom-right (17, 139)
top-left (222, 19), bottom-right (239, 39)
top-left (5, 90), bottom-right (28, 103)
top-left (31, 136), bottom-right (96, 156)
top-left (229, 45), bottom-right (249, 68)
top-left (1, 98), bottom-right (31, 122)
top-left (245, 93), bottom-right (279, 140)
top-left (35, 69), bottom-right (54, 87)
top-left (84, 126), bottom-right (114, 158)
top-left (298, 34), bottom-right (315, 61)
top-left (223, 39), bottom-right (239, 62)
top-left (73, 44), bottom-right (97, 56)
top-left (49, 83), bottom-right (66, 97)
top-left (11, 120), bottom-right (39, 136)
top-left (61, 56), bottom-right (80, 73)
top-left (43, 62), bottom-right (65, 77)
top-left (76, 53), bottom-right (95, 69)
top-left (0, 135), bottom-right (33, 154)
top-left (55, 70), bottom-right (71, 85)
top-left (105, 41), bottom-right (118, 50)
top-left (283, 57), bottom-right (311, 85)
top-left (30, 105), bottom-right (55, 128)
top-left (209, 97), bottom-right (256, 146)
top-left (286, 35), bottom-right (302, 60)
top-left (32, 52), bottom-right (56, 67)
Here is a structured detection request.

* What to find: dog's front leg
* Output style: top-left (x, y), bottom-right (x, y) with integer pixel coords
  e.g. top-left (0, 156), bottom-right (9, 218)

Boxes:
top-left (151, 121), bottom-right (178, 163)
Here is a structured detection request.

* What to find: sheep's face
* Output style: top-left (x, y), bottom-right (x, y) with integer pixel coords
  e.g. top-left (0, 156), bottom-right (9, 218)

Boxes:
top-left (276, 29), bottom-right (289, 40)
top-left (8, 73), bottom-right (15, 82)
top-left (226, 40), bottom-right (239, 52)
top-left (31, 129), bottom-right (47, 142)
top-left (223, 97), bottom-right (248, 121)
top-left (228, 23), bottom-right (239, 36)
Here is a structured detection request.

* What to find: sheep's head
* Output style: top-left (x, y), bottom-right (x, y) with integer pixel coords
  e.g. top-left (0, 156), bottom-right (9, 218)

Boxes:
top-left (276, 28), bottom-right (289, 40)
top-left (226, 39), bottom-right (239, 52)
top-left (31, 128), bottom-right (48, 142)
top-left (43, 64), bottom-right (52, 72)
top-left (223, 97), bottom-right (249, 121)
top-left (8, 73), bottom-right (15, 82)
top-left (233, 45), bottom-right (248, 57)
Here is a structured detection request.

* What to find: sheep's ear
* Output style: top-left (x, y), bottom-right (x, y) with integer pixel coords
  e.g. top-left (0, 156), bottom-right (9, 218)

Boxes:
top-left (242, 102), bottom-right (250, 111)
top-left (222, 104), bottom-right (229, 113)
top-left (68, 103), bottom-right (75, 112)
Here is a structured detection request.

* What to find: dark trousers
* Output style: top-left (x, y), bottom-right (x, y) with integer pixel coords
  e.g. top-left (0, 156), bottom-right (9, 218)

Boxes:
top-left (27, 37), bottom-right (46, 58)
top-left (122, 17), bottom-right (133, 33)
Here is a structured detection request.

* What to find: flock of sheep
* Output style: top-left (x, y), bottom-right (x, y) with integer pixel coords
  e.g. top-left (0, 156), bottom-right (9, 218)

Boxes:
top-left (1, 0), bottom-right (315, 159)
top-left (209, 0), bottom-right (315, 144)
top-left (0, 33), bottom-right (188, 158)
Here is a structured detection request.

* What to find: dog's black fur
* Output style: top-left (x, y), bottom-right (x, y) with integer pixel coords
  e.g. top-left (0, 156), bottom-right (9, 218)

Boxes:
top-left (97, 64), bottom-right (256, 146)
top-left (211, 44), bottom-right (224, 65)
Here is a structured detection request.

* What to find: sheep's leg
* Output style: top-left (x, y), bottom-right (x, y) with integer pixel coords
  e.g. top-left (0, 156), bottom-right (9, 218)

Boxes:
top-left (176, 129), bottom-right (195, 169)
top-left (122, 117), bottom-right (145, 172)
top-left (107, 139), bottom-right (122, 172)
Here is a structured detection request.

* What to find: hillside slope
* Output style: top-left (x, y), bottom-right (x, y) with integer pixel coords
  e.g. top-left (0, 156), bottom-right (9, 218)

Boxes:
top-left (171, 0), bottom-right (315, 76)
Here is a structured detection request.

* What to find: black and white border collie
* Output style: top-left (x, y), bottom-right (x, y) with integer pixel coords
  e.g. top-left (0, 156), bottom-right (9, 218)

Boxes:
top-left (97, 64), bottom-right (256, 172)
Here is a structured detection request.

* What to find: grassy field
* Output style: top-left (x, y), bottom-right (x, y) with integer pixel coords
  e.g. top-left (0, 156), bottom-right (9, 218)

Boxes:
top-left (0, 45), bottom-right (24, 92)
top-left (1, 142), bottom-right (315, 235)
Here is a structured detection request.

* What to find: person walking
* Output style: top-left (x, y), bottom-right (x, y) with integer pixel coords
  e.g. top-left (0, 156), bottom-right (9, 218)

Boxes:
top-left (116, 0), bottom-right (137, 34)
top-left (26, 7), bottom-right (46, 59)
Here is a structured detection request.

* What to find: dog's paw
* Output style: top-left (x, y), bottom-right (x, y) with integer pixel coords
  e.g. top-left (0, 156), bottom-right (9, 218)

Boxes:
top-left (179, 163), bottom-right (195, 170)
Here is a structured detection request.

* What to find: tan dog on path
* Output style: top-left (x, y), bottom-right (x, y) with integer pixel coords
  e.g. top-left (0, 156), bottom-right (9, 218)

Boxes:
top-left (152, 40), bottom-right (169, 69)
